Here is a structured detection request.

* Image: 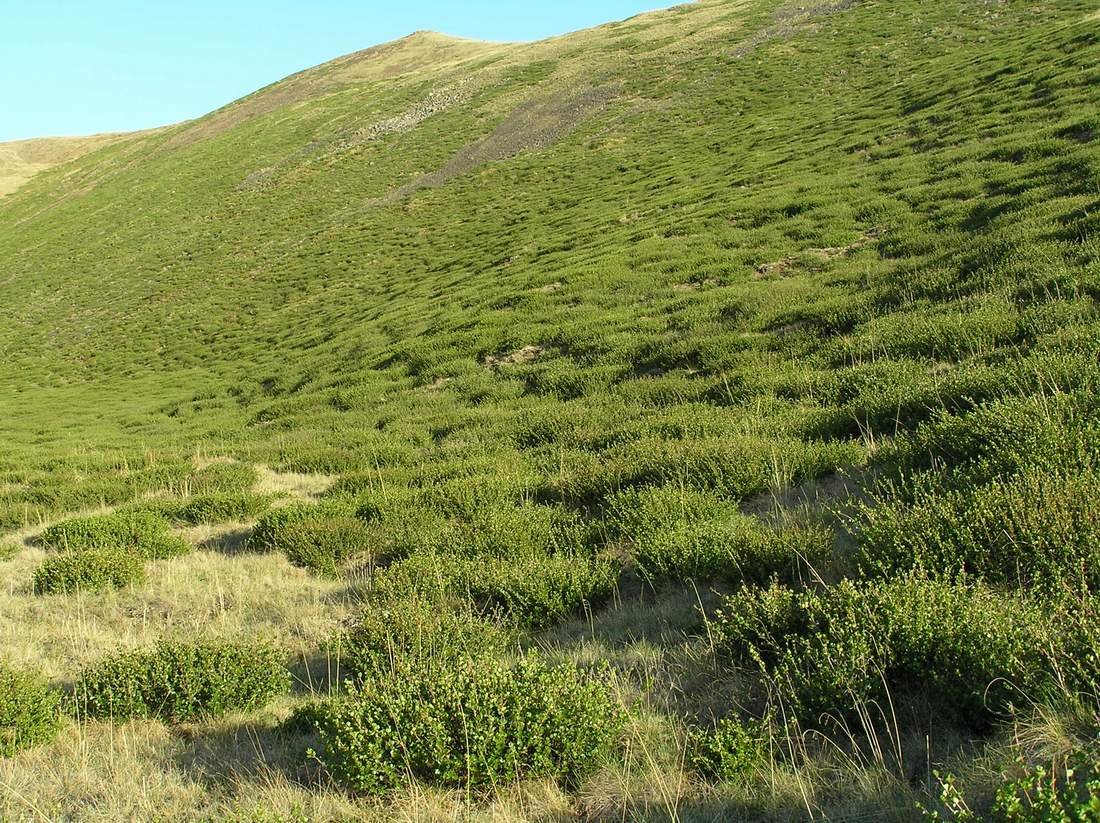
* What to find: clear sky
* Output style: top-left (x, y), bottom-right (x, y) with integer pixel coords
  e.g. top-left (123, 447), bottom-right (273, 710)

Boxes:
top-left (1, 1), bottom-right (672, 143)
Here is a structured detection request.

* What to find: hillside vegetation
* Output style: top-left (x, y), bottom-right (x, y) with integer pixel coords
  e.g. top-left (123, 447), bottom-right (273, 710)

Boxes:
top-left (1, 0), bottom-right (1099, 820)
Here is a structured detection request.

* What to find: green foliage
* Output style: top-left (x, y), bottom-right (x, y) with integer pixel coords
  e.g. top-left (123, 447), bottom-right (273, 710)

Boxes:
top-left (925, 741), bottom-right (1100, 822)
top-left (312, 656), bottom-right (622, 795)
top-left (185, 462), bottom-right (259, 495)
top-left (0, 667), bottom-right (62, 756)
top-left (0, 0), bottom-right (1099, 812)
top-left (39, 510), bottom-right (189, 560)
top-left (607, 485), bottom-right (834, 585)
top-left (278, 515), bottom-right (374, 577)
top-left (0, 543), bottom-right (19, 561)
top-left (372, 550), bottom-right (619, 628)
top-left (246, 501), bottom-right (358, 556)
top-left (160, 493), bottom-right (271, 525)
top-left (715, 576), bottom-right (1051, 729)
top-left (33, 548), bottom-right (146, 595)
top-left (688, 717), bottom-right (767, 783)
top-left (72, 639), bottom-right (290, 722)
top-left (342, 597), bottom-right (514, 680)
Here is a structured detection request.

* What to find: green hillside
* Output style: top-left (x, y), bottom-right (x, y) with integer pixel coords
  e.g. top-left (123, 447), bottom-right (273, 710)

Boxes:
top-left (1, 0), bottom-right (1099, 820)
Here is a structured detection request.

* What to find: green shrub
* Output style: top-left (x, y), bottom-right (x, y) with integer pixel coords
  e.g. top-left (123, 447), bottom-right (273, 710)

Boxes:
top-left (313, 656), bottom-right (622, 795)
top-left (925, 740), bottom-right (1100, 821)
top-left (186, 462), bottom-right (259, 495)
top-left (246, 501), bottom-right (358, 555)
top-left (39, 511), bottom-right (189, 560)
top-left (72, 639), bottom-right (290, 722)
top-left (170, 493), bottom-right (270, 525)
top-left (607, 486), bottom-right (833, 585)
top-left (279, 516), bottom-right (375, 577)
top-left (859, 467), bottom-right (1100, 594)
top-left (33, 548), bottom-right (146, 595)
top-left (342, 597), bottom-right (514, 680)
top-left (0, 667), bottom-right (62, 756)
top-left (715, 576), bottom-right (1050, 729)
top-left (372, 551), bottom-right (619, 628)
top-left (0, 543), bottom-right (19, 561)
top-left (689, 717), bottom-right (767, 783)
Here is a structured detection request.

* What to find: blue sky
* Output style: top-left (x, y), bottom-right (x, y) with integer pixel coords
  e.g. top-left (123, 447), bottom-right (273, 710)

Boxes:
top-left (1, 1), bottom-right (672, 142)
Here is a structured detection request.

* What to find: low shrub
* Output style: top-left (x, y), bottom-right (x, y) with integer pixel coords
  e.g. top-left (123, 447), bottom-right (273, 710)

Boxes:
top-left (39, 511), bottom-right (189, 560)
top-left (312, 656), bottom-right (623, 795)
top-left (169, 493), bottom-right (270, 525)
top-left (33, 548), bottom-right (146, 595)
top-left (689, 717), bottom-right (768, 783)
top-left (186, 462), bottom-right (258, 495)
top-left (607, 486), bottom-right (833, 585)
top-left (925, 739), bottom-right (1100, 821)
top-left (715, 576), bottom-right (1050, 729)
top-left (372, 551), bottom-right (619, 628)
top-left (0, 543), bottom-right (19, 561)
top-left (342, 597), bottom-right (514, 681)
top-left (0, 667), bottom-right (62, 756)
top-left (280, 516), bottom-right (375, 577)
top-left (246, 501), bottom-right (358, 555)
top-left (858, 467), bottom-right (1100, 594)
top-left (72, 639), bottom-right (289, 722)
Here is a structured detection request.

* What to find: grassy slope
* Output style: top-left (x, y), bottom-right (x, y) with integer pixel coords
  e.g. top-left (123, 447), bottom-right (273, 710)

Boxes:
top-left (1, 0), bottom-right (1099, 820)
top-left (0, 132), bottom-right (151, 197)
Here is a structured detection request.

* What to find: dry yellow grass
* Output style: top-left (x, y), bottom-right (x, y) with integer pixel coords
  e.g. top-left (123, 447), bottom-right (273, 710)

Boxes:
top-left (0, 134), bottom-right (134, 197)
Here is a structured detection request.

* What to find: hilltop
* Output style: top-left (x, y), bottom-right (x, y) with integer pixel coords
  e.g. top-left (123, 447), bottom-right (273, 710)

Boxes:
top-left (1, 1), bottom-right (1099, 821)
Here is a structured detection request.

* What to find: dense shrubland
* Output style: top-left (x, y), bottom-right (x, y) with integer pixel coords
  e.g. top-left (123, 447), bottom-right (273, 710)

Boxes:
top-left (0, 0), bottom-right (1098, 819)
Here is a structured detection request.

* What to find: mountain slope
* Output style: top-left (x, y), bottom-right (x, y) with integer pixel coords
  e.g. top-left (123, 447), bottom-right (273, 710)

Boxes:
top-left (1, 1), bottom-right (1099, 820)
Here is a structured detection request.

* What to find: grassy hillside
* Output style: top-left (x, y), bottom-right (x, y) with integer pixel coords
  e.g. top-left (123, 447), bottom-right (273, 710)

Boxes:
top-left (1, 0), bottom-right (1099, 820)
top-left (0, 132), bottom-right (150, 197)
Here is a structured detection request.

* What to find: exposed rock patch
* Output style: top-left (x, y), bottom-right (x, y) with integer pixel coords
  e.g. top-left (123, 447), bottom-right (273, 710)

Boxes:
top-left (372, 86), bottom-right (617, 206)
top-left (483, 345), bottom-right (548, 369)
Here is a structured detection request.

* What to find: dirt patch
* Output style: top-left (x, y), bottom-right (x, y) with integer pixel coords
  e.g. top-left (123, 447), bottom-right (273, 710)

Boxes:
top-left (754, 228), bottom-right (881, 279)
top-left (483, 344), bottom-right (548, 369)
top-left (533, 282), bottom-right (565, 293)
top-left (372, 85), bottom-right (617, 205)
top-left (239, 81), bottom-right (475, 192)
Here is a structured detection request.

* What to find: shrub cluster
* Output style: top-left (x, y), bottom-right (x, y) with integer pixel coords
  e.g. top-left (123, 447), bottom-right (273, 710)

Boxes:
top-left (925, 739), bottom-right (1100, 822)
top-left (715, 576), bottom-right (1051, 729)
top-left (688, 717), bottom-right (767, 783)
top-left (247, 500), bottom-right (378, 574)
top-left (39, 510), bottom-right (189, 560)
top-left (607, 485), bottom-right (833, 585)
top-left (33, 548), bottom-right (146, 595)
top-left (185, 462), bottom-right (259, 495)
top-left (312, 656), bottom-right (622, 795)
top-left (341, 596), bottom-right (514, 681)
top-left (0, 543), bottom-right (19, 561)
top-left (372, 550), bottom-right (619, 628)
top-left (148, 493), bottom-right (271, 526)
top-left (859, 467), bottom-right (1100, 595)
top-left (72, 639), bottom-right (289, 722)
top-left (0, 667), bottom-right (62, 756)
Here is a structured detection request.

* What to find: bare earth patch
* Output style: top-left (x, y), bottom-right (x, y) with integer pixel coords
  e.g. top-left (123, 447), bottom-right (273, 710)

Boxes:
top-left (483, 344), bottom-right (549, 369)
top-left (373, 86), bottom-right (617, 205)
top-left (754, 228), bottom-right (882, 279)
